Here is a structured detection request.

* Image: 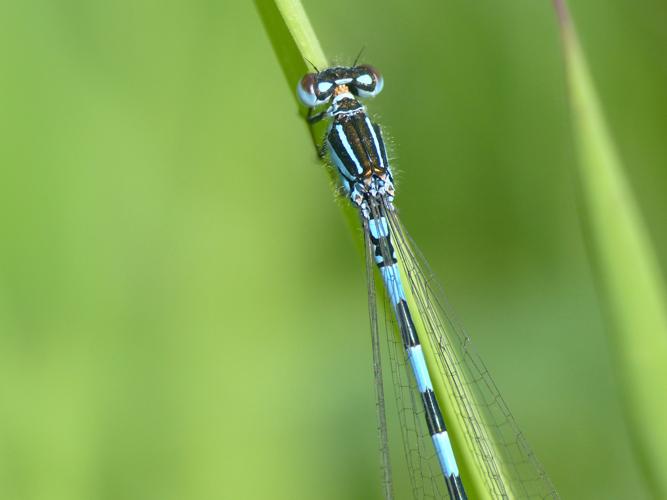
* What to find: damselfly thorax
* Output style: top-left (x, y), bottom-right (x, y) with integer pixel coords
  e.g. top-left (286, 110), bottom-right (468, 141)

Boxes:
top-left (297, 66), bottom-right (394, 217)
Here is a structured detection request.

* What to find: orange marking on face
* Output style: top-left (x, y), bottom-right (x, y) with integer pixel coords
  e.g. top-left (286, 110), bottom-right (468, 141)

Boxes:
top-left (333, 84), bottom-right (350, 96)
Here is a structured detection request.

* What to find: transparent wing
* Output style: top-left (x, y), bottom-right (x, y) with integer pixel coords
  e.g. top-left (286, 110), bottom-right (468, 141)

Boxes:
top-left (365, 224), bottom-right (395, 500)
top-left (364, 219), bottom-right (450, 500)
top-left (380, 199), bottom-right (559, 499)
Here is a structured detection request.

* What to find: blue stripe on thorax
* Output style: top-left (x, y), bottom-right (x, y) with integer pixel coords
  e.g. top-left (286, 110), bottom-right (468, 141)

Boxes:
top-left (329, 144), bottom-right (356, 183)
top-left (336, 124), bottom-right (363, 175)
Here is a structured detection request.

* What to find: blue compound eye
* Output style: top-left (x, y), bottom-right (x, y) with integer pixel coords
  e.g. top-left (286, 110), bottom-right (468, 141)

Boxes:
top-left (297, 73), bottom-right (319, 107)
top-left (297, 73), bottom-right (333, 107)
top-left (355, 65), bottom-right (384, 98)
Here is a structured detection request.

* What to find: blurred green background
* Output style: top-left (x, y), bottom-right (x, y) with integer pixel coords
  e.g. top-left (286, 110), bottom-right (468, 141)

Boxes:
top-left (1, 0), bottom-right (666, 498)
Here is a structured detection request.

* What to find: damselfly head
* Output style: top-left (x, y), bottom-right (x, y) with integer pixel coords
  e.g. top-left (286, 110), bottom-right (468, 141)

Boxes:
top-left (297, 65), bottom-right (384, 108)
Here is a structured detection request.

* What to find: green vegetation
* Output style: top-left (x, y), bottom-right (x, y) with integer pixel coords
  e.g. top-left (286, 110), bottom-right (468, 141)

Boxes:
top-left (0, 1), bottom-right (665, 499)
top-left (554, 1), bottom-right (667, 496)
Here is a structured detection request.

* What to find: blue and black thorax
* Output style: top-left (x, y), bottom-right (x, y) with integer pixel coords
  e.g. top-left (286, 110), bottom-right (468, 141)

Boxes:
top-left (297, 66), bottom-right (395, 215)
top-left (327, 90), bottom-right (392, 191)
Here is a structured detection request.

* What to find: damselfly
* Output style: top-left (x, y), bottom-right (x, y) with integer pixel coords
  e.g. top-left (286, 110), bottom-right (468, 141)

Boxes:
top-left (297, 65), bottom-right (558, 500)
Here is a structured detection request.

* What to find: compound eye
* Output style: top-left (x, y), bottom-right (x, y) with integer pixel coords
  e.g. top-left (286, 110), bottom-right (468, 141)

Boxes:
top-left (297, 73), bottom-right (319, 107)
top-left (355, 65), bottom-right (384, 98)
top-left (297, 73), bottom-right (333, 107)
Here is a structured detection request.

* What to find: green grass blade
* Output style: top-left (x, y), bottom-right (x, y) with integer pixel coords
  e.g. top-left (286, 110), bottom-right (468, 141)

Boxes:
top-left (254, 0), bottom-right (326, 96)
top-left (254, 0), bottom-right (360, 234)
top-left (255, 1), bottom-right (553, 497)
top-left (255, 0), bottom-right (328, 150)
top-left (554, 2), bottom-right (667, 496)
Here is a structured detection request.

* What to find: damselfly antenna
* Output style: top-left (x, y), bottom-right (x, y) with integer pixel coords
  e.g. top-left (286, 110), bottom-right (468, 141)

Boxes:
top-left (352, 45), bottom-right (366, 66)
top-left (303, 56), bottom-right (319, 73)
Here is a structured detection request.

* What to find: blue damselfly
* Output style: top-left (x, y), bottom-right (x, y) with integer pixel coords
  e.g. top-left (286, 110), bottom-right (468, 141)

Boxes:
top-left (297, 65), bottom-right (558, 500)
